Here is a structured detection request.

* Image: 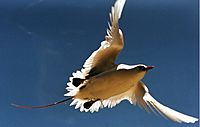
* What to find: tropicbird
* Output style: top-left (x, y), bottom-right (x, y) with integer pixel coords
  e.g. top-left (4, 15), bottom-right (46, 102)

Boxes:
top-left (13, 0), bottom-right (198, 124)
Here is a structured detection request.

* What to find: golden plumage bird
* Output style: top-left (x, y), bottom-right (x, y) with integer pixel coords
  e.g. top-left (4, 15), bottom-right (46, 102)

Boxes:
top-left (13, 0), bottom-right (198, 124)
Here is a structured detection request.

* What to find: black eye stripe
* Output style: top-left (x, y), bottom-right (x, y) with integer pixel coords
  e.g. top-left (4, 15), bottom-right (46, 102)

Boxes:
top-left (138, 66), bottom-right (145, 71)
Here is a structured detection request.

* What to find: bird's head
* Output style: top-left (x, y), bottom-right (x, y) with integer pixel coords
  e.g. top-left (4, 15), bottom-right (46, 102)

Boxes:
top-left (135, 64), bottom-right (154, 72)
top-left (117, 64), bottom-right (154, 82)
top-left (131, 64), bottom-right (154, 82)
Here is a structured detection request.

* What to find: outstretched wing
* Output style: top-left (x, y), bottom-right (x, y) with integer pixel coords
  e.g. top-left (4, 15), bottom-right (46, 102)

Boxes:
top-left (82, 0), bottom-right (126, 78)
top-left (139, 82), bottom-right (198, 123)
top-left (65, 0), bottom-right (126, 97)
top-left (102, 81), bottom-right (198, 123)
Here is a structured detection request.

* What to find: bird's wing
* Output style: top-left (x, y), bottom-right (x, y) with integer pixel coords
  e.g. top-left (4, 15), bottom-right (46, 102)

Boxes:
top-left (81, 0), bottom-right (126, 78)
top-left (102, 81), bottom-right (198, 123)
top-left (139, 82), bottom-right (198, 123)
top-left (65, 0), bottom-right (126, 96)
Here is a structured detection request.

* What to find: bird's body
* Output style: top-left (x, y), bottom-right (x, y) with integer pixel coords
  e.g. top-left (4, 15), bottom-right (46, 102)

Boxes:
top-left (13, 0), bottom-right (198, 124)
top-left (75, 66), bottom-right (146, 100)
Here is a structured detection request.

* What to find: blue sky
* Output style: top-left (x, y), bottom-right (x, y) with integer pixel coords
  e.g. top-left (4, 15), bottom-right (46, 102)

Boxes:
top-left (0, 0), bottom-right (198, 127)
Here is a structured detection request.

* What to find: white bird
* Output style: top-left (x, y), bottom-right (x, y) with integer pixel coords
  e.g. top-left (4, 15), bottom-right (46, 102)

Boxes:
top-left (13, 0), bottom-right (198, 124)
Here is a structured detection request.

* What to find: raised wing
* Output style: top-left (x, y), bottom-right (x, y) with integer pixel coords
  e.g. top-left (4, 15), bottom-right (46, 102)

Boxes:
top-left (65, 0), bottom-right (126, 97)
top-left (82, 0), bottom-right (126, 78)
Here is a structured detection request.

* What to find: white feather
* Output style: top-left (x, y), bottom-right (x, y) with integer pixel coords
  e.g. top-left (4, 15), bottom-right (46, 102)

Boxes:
top-left (70, 99), bottom-right (78, 106)
top-left (111, 0), bottom-right (126, 24)
top-left (143, 93), bottom-right (198, 123)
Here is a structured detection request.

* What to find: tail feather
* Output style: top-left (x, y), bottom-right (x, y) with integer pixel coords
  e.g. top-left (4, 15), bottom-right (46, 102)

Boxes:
top-left (12, 97), bottom-right (73, 109)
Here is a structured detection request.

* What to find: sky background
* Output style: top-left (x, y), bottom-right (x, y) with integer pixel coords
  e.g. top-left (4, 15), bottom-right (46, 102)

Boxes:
top-left (0, 0), bottom-right (199, 127)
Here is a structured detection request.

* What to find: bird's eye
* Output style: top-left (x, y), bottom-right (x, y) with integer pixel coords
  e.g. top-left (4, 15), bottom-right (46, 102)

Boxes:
top-left (138, 66), bottom-right (146, 71)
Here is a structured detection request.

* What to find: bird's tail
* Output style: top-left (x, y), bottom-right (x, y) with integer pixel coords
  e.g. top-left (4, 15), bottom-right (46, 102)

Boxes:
top-left (143, 93), bottom-right (198, 123)
top-left (11, 97), bottom-right (73, 109)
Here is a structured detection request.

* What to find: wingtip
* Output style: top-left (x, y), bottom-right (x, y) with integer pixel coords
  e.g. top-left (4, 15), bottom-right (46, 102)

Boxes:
top-left (186, 117), bottom-right (198, 124)
top-left (143, 93), bottom-right (199, 124)
top-left (114, 0), bottom-right (126, 19)
top-left (109, 0), bottom-right (126, 24)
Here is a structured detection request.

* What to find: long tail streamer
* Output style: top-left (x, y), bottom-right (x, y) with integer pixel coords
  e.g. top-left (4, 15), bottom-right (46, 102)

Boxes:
top-left (11, 97), bottom-right (73, 109)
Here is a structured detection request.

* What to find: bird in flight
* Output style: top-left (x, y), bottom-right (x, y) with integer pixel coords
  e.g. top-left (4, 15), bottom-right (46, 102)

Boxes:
top-left (13, 0), bottom-right (198, 124)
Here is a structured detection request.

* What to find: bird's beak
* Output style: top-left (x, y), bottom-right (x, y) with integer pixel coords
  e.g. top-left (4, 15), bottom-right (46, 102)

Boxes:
top-left (145, 66), bottom-right (155, 71)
